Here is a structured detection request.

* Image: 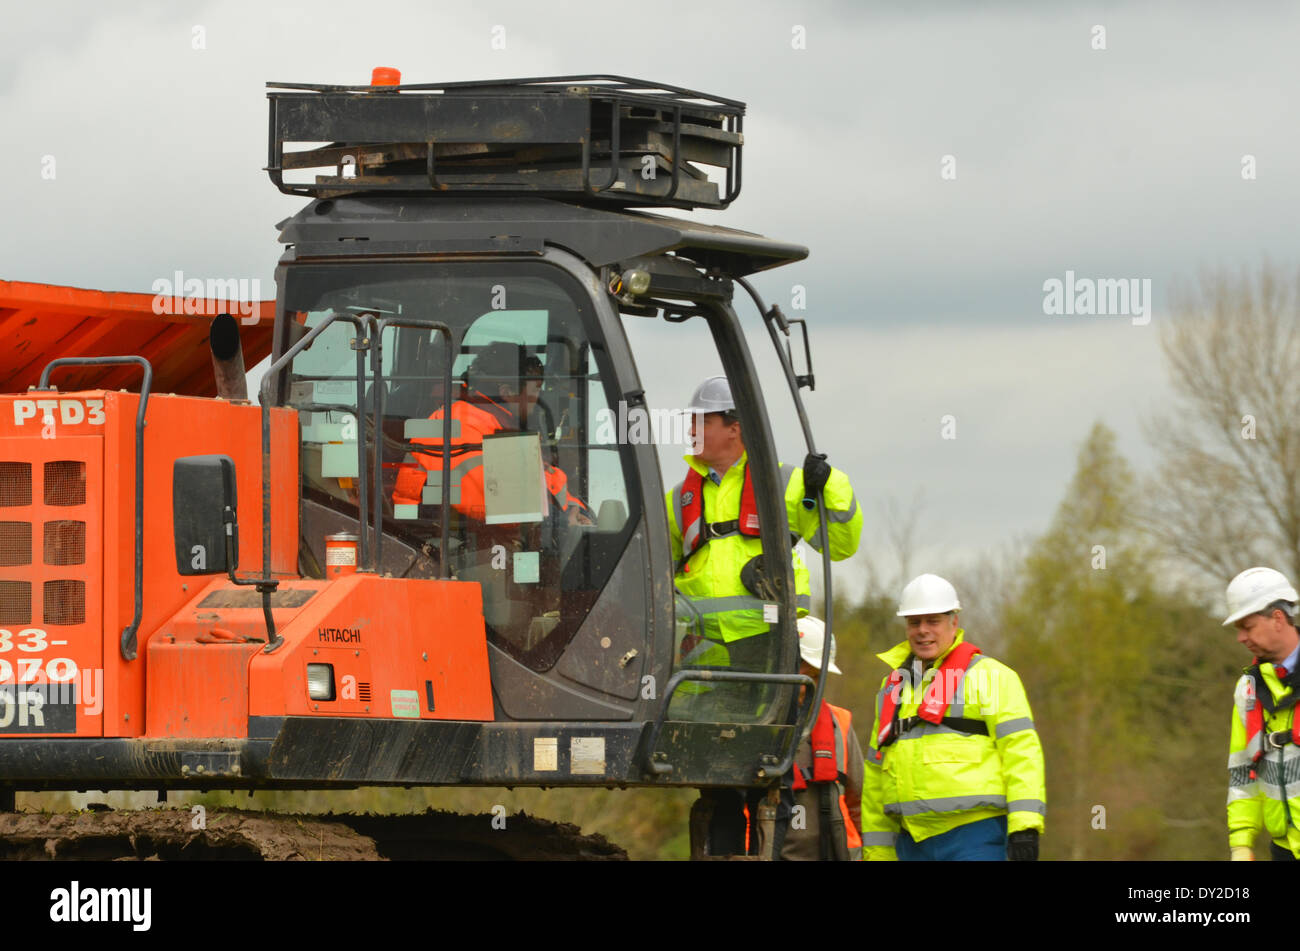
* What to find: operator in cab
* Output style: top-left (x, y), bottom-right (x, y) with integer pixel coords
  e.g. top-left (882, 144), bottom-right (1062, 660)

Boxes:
top-left (392, 340), bottom-right (590, 525)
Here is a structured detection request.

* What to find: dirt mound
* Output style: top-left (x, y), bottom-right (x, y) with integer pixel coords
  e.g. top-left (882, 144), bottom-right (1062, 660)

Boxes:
top-left (0, 808), bottom-right (381, 861)
top-left (0, 807), bottom-right (626, 861)
top-left (341, 808), bottom-right (627, 860)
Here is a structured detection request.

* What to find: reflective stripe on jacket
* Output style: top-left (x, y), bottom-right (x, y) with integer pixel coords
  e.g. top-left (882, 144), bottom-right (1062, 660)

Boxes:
top-left (861, 630), bottom-right (1046, 860)
top-left (1228, 661), bottom-right (1300, 856)
top-left (666, 451), bottom-right (861, 643)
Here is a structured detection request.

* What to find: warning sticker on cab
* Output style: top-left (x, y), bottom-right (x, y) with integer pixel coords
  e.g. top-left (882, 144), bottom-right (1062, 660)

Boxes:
top-left (570, 737), bottom-right (605, 775)
top-left (534, 737), bottom-right (558, 771)
top-left (390, 689), bottom-right (419, 719)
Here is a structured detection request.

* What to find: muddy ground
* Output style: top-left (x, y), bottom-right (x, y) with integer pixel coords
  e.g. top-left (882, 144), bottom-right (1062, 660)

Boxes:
top-left (0, 807), bottom-right (627, 860)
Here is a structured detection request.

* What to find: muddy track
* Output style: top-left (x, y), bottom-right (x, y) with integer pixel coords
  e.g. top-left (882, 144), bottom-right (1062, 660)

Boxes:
top-left (0, 807), bottom-right (627, 861)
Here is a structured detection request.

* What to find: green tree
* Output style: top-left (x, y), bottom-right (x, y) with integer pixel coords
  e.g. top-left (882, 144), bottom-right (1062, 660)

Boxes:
top-left (1001, 422), bottom-right (1237, 859)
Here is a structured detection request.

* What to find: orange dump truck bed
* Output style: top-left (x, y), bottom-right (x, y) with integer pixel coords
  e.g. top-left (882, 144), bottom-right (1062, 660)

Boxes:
top-left (0, 280), bottom-right (276, 397)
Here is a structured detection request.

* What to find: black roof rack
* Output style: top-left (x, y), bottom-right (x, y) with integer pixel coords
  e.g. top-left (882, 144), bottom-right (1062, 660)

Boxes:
top-left (266, 75), bottom-right (744, 210)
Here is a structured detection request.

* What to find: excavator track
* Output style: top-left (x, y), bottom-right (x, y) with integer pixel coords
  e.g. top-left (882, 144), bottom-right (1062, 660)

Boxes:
top-left (0, 807), bottom-right (627, 861)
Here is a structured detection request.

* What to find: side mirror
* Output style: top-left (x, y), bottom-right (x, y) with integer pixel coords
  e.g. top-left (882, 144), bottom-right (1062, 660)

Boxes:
top-left (173, 455), bottom-right (238, 575)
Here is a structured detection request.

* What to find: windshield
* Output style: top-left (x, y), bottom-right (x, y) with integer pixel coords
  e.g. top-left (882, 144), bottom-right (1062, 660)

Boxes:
top-left (279, 261), bottom-right (638, 671)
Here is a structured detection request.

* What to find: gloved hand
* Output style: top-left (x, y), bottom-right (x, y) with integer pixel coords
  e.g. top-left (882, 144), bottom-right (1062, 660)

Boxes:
top-left (739, 554), bottom-right (779, 601)
top-left (1006, 829), bottom-right (1039, 861)
top-left (801, 453), bottom-right (831, 509)
top-left (1229, 846), bottom-right (1254, 861)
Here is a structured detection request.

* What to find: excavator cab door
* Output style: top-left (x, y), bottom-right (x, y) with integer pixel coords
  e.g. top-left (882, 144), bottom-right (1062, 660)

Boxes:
top-left (277, 258), bottom-right (648, 686)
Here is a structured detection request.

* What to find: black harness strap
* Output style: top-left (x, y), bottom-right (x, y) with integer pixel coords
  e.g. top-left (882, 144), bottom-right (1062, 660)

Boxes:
top-left (894, 716), bottom-right (990, 739)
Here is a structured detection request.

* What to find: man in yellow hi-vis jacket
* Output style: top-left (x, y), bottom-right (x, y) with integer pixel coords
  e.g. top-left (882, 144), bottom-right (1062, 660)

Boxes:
top-left (862, 574), bottom-right (1046, 861)
top-left (1223, 567), bottom-right (1300, 862)
top-left (669, 375), bottom-right (861, 857)
top-left (667, 375), bottom-right (861, 674)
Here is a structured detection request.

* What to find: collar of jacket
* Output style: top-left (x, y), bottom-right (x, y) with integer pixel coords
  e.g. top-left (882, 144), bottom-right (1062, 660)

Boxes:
top-left (682, 449), bottom-right (749, 480)
top-left (466, 388), bottom-right (516, 430)
top-left (878, 628), bottom-right (968, 670)
top-left (1245, 659), bottom-right (1298, 701)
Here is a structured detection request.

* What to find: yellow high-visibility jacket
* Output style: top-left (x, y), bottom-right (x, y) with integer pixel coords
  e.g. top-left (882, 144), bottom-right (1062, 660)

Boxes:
top-left (1227, 661), bottom-right (1300, 857)
top-left (666, 451), bottom-right (860, 646)
top-left (862, 631), bottom-right (1046, 860)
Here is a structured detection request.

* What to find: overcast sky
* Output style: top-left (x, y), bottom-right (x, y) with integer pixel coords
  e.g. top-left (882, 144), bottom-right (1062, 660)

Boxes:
top-left (3, 0), bottom-right (1295, 603)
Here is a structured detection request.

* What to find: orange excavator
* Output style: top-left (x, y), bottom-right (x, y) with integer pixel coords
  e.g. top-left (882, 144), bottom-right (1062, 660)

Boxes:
top-left (0, 71), bottom-right (839, 858)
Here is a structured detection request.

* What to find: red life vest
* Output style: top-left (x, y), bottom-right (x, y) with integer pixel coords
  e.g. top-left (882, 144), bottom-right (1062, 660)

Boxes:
top-left (1240, 660), bottom-right (1300, 779)
top-left (790, 702), bottom-right (863, 854)
top-left (873, 641), bottom-right (982, 762)
top-left (794, 701), bottom-right (845, 787)
top-left (678, 463), bottom-right (761, 566)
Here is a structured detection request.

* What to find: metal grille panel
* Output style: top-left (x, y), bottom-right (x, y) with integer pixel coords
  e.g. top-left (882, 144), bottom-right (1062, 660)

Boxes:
top-left (43, 579), bottom-right (85, 626)
top-left (0, 521), bottom-right (32, 566)
top-left (44, 461), bottom-right (86, 506)
top-left (43, 520), bottom-right (85, 566)
top-left (0, 433), bottom-right (103, 735)
top-left (358, 682), bottom-right (372, 702)
top-left (0, 462), bottom-right (32, 506)
top-left (0, 580), bottom-right (32, 624)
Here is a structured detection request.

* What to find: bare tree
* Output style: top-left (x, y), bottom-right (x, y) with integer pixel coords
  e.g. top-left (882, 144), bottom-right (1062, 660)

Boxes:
top-left (947, 537), bottom-right (1028, 658)
top-left (823, 490), bottom-right (925, 608)
top-left (1143, 262), bottom-right (1300, 587)
top-left (882, 488), bottom-right (925, 590)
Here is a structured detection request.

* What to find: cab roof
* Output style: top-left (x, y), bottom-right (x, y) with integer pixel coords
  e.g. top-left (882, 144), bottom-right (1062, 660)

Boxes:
top-left (277, 196), bottom-right (808, 277)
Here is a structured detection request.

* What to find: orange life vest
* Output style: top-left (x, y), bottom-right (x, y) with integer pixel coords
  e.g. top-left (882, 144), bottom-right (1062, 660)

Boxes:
top-left (873, 641), bottom-right (982, 762)
top-left (790, 701), bottom-right (862, 854)
top-left (393, 392), bottom-right (584, 520)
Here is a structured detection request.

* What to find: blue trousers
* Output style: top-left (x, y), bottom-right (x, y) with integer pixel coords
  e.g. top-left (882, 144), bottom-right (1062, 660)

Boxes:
top-left (896, 816), bottom-right (1007, 861)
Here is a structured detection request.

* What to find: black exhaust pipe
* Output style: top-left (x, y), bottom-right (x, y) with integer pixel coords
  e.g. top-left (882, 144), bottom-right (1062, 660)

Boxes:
top-left (210, 313), bottom-right (249, 401)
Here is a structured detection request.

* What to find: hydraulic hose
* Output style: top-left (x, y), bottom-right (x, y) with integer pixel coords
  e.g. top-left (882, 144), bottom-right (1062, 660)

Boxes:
top-left (735, 277), bottom-right (834, 749)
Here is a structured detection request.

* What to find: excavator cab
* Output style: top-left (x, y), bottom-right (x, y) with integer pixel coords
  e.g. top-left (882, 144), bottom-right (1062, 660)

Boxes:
top-left (263, 75), bottom-right (830, 783)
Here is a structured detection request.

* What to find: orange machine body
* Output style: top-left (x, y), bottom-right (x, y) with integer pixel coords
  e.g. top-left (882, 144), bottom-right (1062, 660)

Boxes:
top-left (147, 574), bottom-right (491, 737)
top-left (0, 389), bottom-right (493, 741)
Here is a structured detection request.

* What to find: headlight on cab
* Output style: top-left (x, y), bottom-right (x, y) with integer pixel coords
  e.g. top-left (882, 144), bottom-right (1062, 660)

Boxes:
top-left (306, 663), bottom-right (335, 701)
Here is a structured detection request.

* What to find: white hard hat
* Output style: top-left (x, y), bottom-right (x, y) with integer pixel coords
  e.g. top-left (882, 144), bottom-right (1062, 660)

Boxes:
top-left (797, 616), bottom-right (841, 674)
top-left (1222, 567), bottom-right (1298, 626)
top-left (686, 375), bottom-right (735, 414)
top-left (897, 573), bottom-right (961, 616)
